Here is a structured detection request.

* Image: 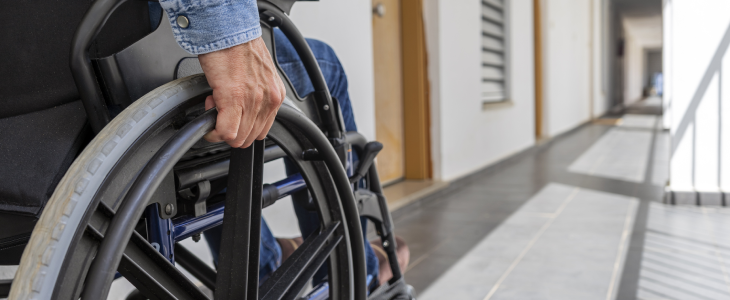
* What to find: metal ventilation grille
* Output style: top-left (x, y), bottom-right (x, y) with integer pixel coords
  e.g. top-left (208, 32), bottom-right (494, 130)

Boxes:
top-left (482, 0), bottom-right (507, 102)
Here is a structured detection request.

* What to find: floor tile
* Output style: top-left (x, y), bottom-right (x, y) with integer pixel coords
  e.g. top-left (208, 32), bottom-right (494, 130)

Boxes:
top-left (419, 184), bottom-right (638, 300)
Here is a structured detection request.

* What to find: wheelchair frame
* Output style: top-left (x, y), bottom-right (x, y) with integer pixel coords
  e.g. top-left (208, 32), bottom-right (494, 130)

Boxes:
top-left (6, 0), bottom-right (409, 299)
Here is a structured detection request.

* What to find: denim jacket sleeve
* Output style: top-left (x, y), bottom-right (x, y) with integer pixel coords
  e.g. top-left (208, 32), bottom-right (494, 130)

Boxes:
top-left (159, 0), bottom-right (261, 55)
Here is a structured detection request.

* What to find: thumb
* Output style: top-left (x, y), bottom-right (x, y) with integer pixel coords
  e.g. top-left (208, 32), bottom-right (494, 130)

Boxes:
top-left (205, 95), bottom-right (215, 111)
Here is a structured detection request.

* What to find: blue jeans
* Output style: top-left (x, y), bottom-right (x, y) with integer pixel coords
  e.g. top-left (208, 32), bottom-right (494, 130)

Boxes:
top-left (204, 29), bottom-right (378, 284)
top-left (203, 218), bottom-right (282, 280)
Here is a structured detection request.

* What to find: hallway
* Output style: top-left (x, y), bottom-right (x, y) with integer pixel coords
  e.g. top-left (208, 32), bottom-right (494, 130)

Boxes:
top-left (77, 97), bottom-right (730, 300)
top-left (389, 98), bottom-right (730, 299)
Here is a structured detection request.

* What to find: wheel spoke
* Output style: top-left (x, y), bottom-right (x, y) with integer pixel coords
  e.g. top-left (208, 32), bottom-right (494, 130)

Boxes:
top-left (175, 244), bottom-right (217, 291)
top-left (282, 234), bottom-right (342, 300)
top-left (248, 139), bottom-right (266, 299)
top-left (85, 209), bottom-right (208, 300)
top-left (258, 222), bottom-right (341, 300)
top-left (215, 140), bottom-right (265, 300)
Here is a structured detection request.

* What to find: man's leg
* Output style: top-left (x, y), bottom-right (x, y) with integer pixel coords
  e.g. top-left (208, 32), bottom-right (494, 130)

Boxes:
top-left (274, 29), bottom-right (380, 286)
top-left (273, 30), bottom-right (357, 133)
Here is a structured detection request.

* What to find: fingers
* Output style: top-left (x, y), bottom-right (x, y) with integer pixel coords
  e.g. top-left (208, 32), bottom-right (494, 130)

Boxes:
top-left (202, 95), bottom-right (217, 142)
top-left (254, 84), bottom-right (286, 141)
top-left (203, 98), bottom-right (242, 144)
top-left (257, 111), bottom-right (277, 141)
top-left (203, 88), bottom-right (282, 148)
top-left (229, 78), bottom-right (284, 147)
top-left (241, 110), bottom-right (270, 148)
top-left (204, 95), bottom-right (215, 111)
top-left (255, 86), bottom-right (284, 141)
top-left (229, 96), bottom-right (259, 148)
top-left (198, 37), bottom-right (286, 148)
top-left (237, 89), bottom-right (280, 148)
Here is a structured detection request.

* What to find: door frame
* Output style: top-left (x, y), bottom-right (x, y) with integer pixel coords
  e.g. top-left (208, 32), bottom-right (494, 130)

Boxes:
top-left (533, 0), bottom-right (544, 139)
top-left (400, 0), bottom-right (432, 179)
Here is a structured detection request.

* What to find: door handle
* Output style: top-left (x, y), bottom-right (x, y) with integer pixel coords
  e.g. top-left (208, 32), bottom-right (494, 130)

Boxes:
top-left (373, 3), bottom-right (386, 18)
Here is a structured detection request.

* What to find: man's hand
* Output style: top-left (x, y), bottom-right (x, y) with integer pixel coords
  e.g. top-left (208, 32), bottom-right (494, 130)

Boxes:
top-left (199, 37), bottom-right (286, 148)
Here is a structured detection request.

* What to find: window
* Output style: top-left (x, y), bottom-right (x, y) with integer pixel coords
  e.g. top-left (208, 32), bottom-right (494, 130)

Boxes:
top-left (481, 0), bottom-right (507, 103)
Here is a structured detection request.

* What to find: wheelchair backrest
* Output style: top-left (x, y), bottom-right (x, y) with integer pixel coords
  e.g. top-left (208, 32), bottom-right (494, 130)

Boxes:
top-left (0, 0), bottom-right (150, 119)
top-left (90, 0), bottom-right (343, 138)
top-left (2, 0), bottom-right (341, 137)
top-left (93, 5), bottom-right (317, 119)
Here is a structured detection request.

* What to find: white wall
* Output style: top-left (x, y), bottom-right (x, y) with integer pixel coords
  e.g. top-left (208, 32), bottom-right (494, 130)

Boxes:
top-left (424, 0), bottom-right (536, 181)
top-left (423, 0), bottom-right (442, 179)
top-left (662, 0), bottom-right (672, 130)
top-left (592, 0), bottom-right (610, 118)
top-left (665, 0), bottom-right (730, 196)
top-left (622, 15), bottom-right (662, 105)
top-left (287, 0), bottom-right (611, 184)
top-left (541, 0), bottom-right (592, 137)
top-left (289, 0), bottom-right (377, 141)
top-left (623, 33), bottom-right (645, 105)
top-left (289, 0), bottom-right (536, 182)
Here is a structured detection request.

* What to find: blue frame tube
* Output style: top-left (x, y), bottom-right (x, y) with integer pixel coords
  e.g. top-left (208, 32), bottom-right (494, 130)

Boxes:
top-left (172, 173), bottom-right (307, 242)
top-left (144, 139), bottom-right (359, 296)
top-left (273, 173), bottom-right (306, 199)
top-left (145, 204), bottom-right (175, 262)
top-left (173, 202), bottom-right (225, 242)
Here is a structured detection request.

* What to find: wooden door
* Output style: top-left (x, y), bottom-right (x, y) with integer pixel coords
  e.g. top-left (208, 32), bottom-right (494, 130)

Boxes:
top-left (372, 0), bottom-right (405, 184)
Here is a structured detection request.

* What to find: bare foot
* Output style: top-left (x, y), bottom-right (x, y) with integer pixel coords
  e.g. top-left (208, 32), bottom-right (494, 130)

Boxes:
top-left (370, 236), bottom-right (410, 285)
top-left (276, 237), bottom-right (303, 263)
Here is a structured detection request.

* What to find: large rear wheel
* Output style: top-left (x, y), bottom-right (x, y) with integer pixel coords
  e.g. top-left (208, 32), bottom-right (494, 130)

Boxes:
top-left (9, 75), bottom-right (363, 300)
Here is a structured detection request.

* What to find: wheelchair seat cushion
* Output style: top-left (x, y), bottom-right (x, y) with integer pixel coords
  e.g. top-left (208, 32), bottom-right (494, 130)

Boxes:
top-left (0, 101), bottom-right (89, 217)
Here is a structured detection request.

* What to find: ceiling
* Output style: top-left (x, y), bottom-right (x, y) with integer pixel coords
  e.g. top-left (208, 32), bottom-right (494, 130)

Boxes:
top-left (613, 0), bottom-right (663, 48)
top-left (623, 15), bottom-right (663, 48)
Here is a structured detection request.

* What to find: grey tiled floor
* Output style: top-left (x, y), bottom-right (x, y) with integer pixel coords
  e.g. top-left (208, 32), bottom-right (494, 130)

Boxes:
top-left (393, 98), bottom-right (730, 299)
top-left (637, 204), bottom-right (730, 300)
top-left (569, 120), bottom-right (655, 183)
top-left (392, 122), bottom-right (627, 294)
top-left (419, 183), bottom-right (638, 300)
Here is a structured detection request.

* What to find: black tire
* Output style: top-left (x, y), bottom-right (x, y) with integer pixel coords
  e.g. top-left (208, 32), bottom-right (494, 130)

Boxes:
top-left (9, 75), bottom-right (359, 300)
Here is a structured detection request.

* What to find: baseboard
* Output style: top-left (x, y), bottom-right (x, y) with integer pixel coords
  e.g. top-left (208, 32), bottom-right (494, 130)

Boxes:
top-left (664, 188), bottom-right (728, 206)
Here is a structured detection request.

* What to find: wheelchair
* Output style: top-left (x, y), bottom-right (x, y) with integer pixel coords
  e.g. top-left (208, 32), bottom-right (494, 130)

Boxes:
top-left (0, 0), bottom-right (414, 299)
